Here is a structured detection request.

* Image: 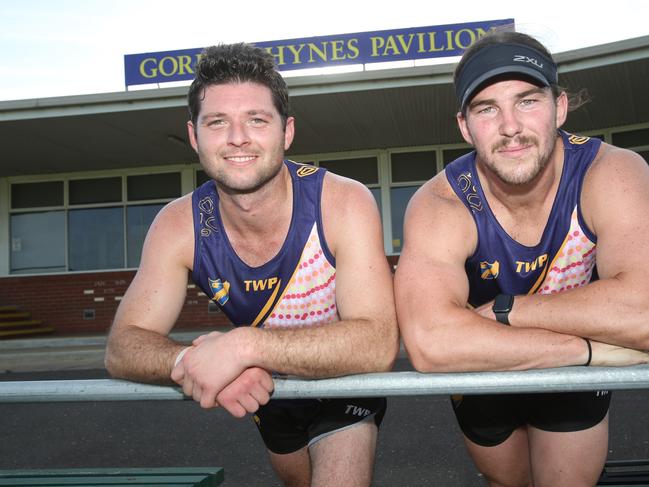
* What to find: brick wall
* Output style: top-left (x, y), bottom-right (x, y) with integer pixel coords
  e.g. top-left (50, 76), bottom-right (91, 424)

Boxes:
top-left (0, 271), bottom-right (231, 335)
top-left (0, 255), bottom-right (400, 336)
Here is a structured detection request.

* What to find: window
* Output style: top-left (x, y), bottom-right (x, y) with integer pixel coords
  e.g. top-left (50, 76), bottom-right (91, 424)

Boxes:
top-left (388, 150), bottom-right (441, 253)
top-left (390, 186), bottom-right (419, 253)
top-left (10, 211), bottom-right (66, 274)
top-left (69, 177), bottom-right (121, 205)
top-left (196, 170), bottom-right (210, 187)
top-left (319, 157), bottom-right (378, 184)
top-left (612, 128), bottom-right (649, 148)
top-left (127, 204), bottom-right (165, 267)
top-left (10, 181), bottom-right (66, 274)
top-left (443, 147), bottom-right (472, 167)
top-left (611, 128), bottom-right (649, 165)
top-left (11, 181), bottom-right (63, 208)
top-left (316, 156), bottom-right (381, 217)
top-left (9, 173), bottom-right (177, 274)
top-left (369, 187), bottom-right (381, 214)
top-left (128, 173), bottom-right (181, 200)
top-left (391, 151), bottom-right (436, 183)
top-left (68, 207), bottom-right (124, 271)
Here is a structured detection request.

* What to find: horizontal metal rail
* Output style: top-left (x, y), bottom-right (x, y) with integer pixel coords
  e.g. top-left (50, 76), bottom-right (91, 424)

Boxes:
top-left (2, 365), bottom-right (649, 403)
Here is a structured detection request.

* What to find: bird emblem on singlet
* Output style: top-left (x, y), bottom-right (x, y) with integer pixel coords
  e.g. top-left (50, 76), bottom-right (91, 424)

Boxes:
top-left (209, 278), bottom-right (230, 306)
top-left (480, 260), bottom-right (500, 280)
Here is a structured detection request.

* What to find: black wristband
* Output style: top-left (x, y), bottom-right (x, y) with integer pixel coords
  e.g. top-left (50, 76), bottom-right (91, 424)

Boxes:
top-left (583, 338), bottom-right (592, 366)
top-left (492, 294), bottom-right (514, 325)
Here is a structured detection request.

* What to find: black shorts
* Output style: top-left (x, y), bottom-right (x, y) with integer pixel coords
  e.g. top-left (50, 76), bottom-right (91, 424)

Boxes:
top-left (253, 397), bottom-right (387, 454)
top-left (451, 390), bottom-right (611, 447)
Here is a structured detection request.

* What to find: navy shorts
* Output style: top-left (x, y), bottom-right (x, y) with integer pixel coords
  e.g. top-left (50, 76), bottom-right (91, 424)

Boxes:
top-left (451, 390), bottom-right (611, 447)
top-left (253, 397), bottom-right (387, 454)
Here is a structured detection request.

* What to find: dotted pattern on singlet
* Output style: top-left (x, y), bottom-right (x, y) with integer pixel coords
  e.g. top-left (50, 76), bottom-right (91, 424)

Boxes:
top-left (538, 207), bottom-right (596, 294)
top-left (265, 223), bottom-right (337, 328)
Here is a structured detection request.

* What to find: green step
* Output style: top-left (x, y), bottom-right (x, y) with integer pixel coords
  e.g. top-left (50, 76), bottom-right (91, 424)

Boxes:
top-left (0, 312), bottom-right (30, 321)
top-left (0, 467), bottom-right (224, 486)
top-left (0, 326), bottom-right (54, 338)
top-left (0, 320), bottom-right (42, 329)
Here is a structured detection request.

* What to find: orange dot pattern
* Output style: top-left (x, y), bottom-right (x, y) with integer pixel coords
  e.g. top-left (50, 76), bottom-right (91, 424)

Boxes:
top-left (265, 223), bottom-right (337, 328)
top-left (538, 207), bottom-right (596, 294)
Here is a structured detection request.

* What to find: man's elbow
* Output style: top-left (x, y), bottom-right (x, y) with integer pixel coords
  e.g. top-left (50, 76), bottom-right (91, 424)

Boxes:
top-left (622, 302), bottom-right (649, 349)
top-left (400, 325), bottom-right (450, 373)
top-left (635, 303), bottom-right (649, 349)
top-left (634, 323), bottom-right (649, 350)
top-left (104, 332), bottom-right (130, 379)
top-left (406, 346), bottom-right (445, 373)
top-left (368, 319), bottom-right (399, 372)
top-left (380, 332), bottom-right (400, 372)
top-left (103, 344), bottom-right (122, 378)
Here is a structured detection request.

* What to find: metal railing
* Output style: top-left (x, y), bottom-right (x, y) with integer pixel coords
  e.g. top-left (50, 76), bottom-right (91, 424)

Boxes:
top-left (2, 365), bottom-right (649, 402)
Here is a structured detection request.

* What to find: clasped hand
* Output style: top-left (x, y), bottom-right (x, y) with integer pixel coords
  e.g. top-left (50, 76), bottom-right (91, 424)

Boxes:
top-left (170, 330), bottom-right (274, 417)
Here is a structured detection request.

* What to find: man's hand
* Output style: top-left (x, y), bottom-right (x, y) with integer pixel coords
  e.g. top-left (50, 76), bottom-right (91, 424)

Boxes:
top-left (192, 330), bottom-right (223, 346)
top-left (215, 367), bottom-right (274, 417)
top-left (590, 341), bottom-right (649, 366)
top-left (170, 328), bottom-right (254, 409)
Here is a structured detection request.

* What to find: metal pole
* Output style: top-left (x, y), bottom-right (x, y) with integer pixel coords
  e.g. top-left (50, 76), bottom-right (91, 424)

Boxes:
top-left (1, 365), bottom-right (649, 403)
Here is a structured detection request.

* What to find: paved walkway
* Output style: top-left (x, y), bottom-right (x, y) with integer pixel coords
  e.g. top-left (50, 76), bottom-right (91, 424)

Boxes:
top-left (0, 330), bottom-right (205, 373)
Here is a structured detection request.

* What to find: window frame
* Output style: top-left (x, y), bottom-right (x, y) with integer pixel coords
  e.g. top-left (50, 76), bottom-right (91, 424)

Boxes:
top-left (4, 122), bottom-right (649, 276)
top-left (6, 166), bottom-right (190, 275)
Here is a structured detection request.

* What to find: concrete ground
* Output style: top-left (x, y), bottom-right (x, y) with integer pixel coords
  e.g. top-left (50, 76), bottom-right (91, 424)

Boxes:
top-left (0, 334), bottom-right (648, 486)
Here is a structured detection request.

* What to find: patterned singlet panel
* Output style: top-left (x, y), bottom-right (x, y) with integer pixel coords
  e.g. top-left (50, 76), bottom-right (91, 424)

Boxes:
top-left (445, 130), bottom-right (602, 307)
top-left (191, 160), bottom-right (338, 328)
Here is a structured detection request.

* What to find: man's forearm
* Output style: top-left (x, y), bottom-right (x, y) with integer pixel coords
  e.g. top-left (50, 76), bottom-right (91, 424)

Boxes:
top-left (508, 278), bottom-right (649, 349)
top-left (234, 318), bottom-right (398, 378)
top-left (105, 325), bottom-right (187, 384)
top-left (403, 302), bottom-right (597, 373)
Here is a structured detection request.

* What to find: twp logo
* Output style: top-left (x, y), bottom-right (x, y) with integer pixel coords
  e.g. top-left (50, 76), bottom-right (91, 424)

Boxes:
top-left (513, 54), bottom-right (543, 68)
top-left (244, 277), bottom-right (279, 292)
top-left (345, 404), bottom-right (371, 417)
top-left (515, 254), bottom-right (548, 276)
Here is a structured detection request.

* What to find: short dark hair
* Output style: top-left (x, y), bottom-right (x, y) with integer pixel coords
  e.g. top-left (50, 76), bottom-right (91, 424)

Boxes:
top-left (454, 31), bottom-right (588, 114)
top-left (187, 43), bottom-right (290, 128)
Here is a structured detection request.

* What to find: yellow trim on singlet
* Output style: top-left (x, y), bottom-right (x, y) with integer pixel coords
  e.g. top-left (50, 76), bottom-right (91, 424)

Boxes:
top-left (528, 260), bottom-right (551, 295)
top-left (258, 249), bottom-right (308, 326)
top-left (251, 279), bottom-right (282, 327)
top-left (528, 233), bottom-right (570, 295)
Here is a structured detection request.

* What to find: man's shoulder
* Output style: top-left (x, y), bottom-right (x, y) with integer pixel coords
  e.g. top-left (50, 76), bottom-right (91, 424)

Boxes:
top-left (591, 142), bottom-right (645, 168)
top-left (401, 172), bottom-right (478, 264)
top-left (403, 171), bottom-right (476, 247)
top-left (160, 193), bottom-right (194, 220)
top-left (409, 171), bottom-right (465, 215)
top-left (584, 143), bottom-right (649, 190)
top-left (148, 194), bottom-right (194, 243)
top-left (580, 142), bottom-right (649, 232)
top-left (136, 193), bottom-right (195, 272)
top-left (321, 171), bottom-right (374, 208)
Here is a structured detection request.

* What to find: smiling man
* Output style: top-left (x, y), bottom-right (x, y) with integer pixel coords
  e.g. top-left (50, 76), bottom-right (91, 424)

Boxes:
top-left (395, 31), bottom-right (649, 486)
top-left (105, 43), bottom-right (398, 487)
